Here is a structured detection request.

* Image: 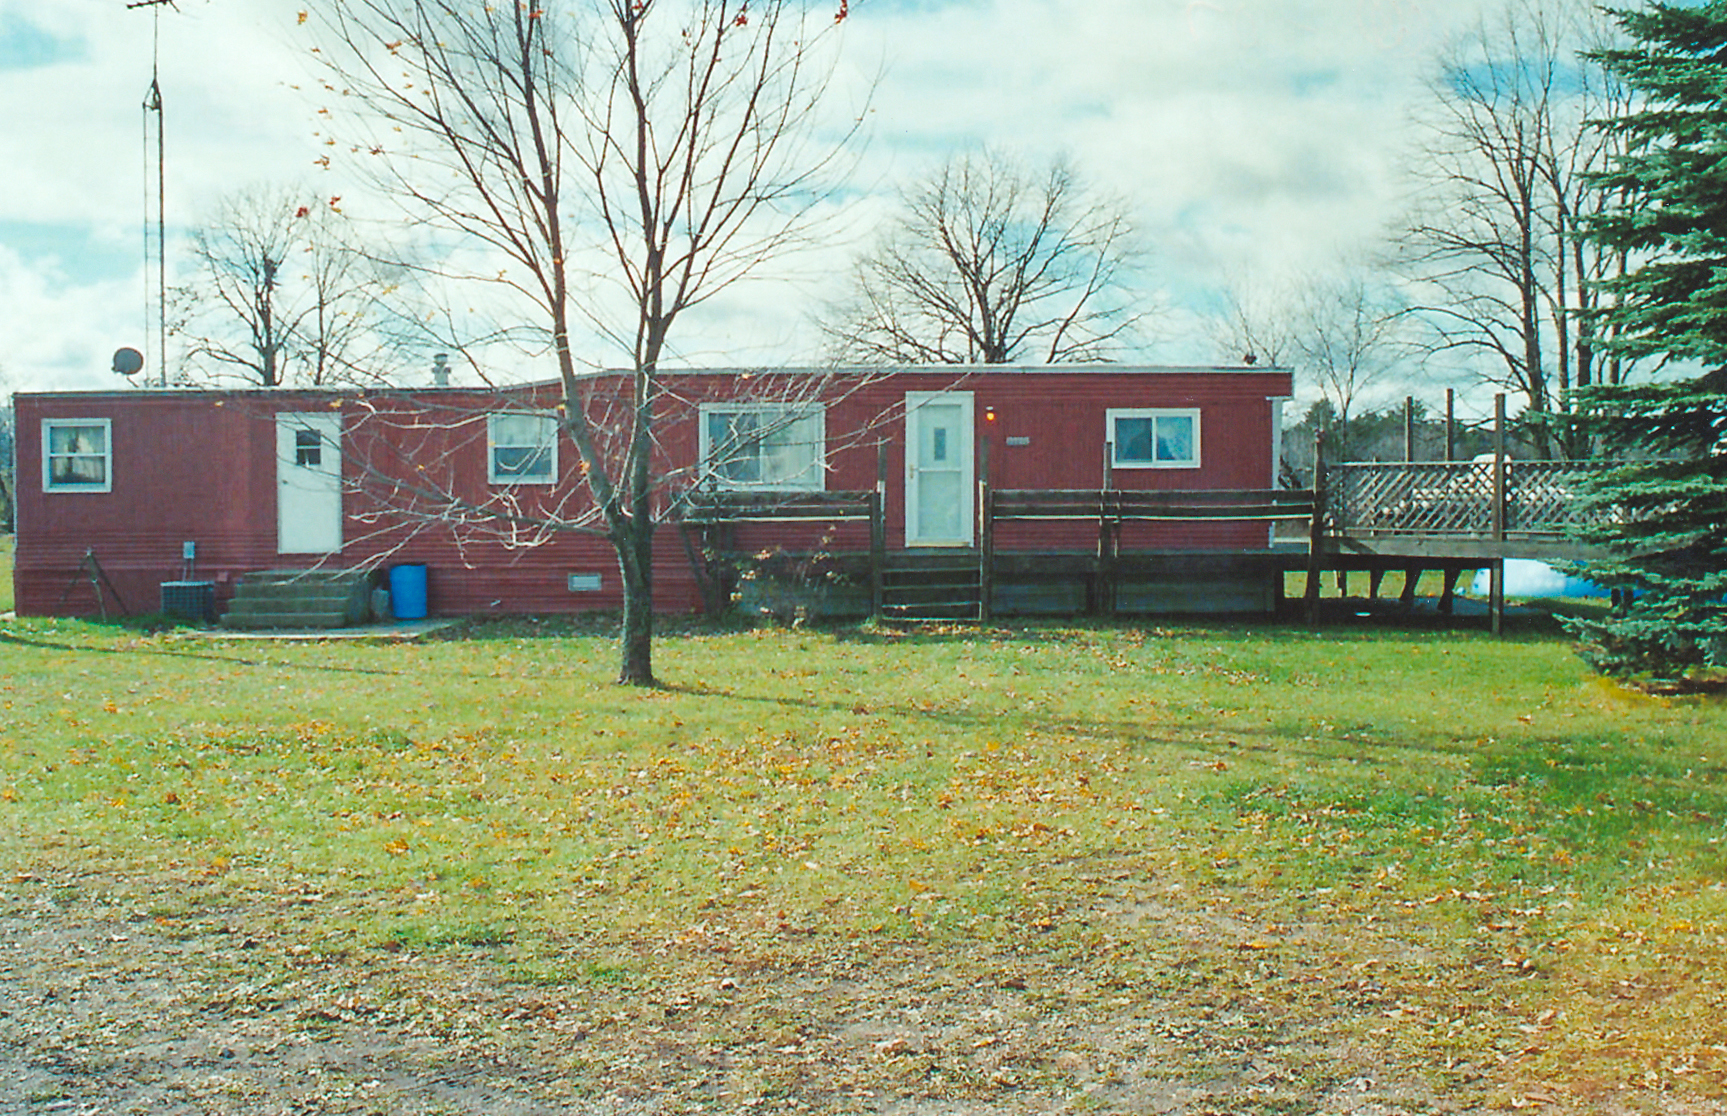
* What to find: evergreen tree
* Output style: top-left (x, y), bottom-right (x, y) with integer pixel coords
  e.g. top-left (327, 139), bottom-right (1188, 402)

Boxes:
top-left (1569, 2), bottom-right (1727, 678)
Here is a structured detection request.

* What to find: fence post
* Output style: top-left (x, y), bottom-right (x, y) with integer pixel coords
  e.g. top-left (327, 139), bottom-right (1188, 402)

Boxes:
top-left (1445, 388), bottom-right (1456, 463)
top-left (1305, 427), bottom-right (1327, 624)
top-left (978, 435), bottom-right (993, 622)
top-left (1405, 396), bottom-right (1416, 462)
top-left (1490, 393), bottom-right (1507, 636)
top-left (1097, 442), bottom-right (1116, 616)
top-left (871, 443), bottom-right (887, 622)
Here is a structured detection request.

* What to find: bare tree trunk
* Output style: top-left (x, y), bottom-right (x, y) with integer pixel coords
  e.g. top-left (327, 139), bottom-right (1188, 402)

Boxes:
top-left (1518, 192), bottom-right (1552, 457)
top-left (615, 512), bottom-right (655, 686)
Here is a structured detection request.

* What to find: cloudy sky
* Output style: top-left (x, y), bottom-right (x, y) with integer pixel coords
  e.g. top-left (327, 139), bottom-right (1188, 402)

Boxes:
top-left (0, 0), bottom-right (1503, 399)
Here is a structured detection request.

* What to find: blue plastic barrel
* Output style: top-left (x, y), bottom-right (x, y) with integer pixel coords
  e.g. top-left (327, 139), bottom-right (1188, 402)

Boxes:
top-left (389, 563), bottom-right (429, 620)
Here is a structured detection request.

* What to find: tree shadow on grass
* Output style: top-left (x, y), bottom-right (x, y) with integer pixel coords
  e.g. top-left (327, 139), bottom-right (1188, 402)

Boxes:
top-left (660, 675), bottom-right (1489, 772)
top-left (0, 630), bottom-right (410, 677)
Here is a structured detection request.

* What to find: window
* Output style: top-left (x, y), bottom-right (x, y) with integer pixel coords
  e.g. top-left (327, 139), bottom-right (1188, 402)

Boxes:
top-left (293, 427), bottom-right (323, 467)
top-left (42, 419), bottom-right (112, 492)
top-left (699, 404), bottom-right (825, 490)
top-left (488, 412), bottom-right (558, 484)
top-left (1107, 408), bottom-right (1200, 469)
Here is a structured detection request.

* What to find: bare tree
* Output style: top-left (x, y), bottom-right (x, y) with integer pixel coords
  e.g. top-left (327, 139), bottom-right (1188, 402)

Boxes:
top-left (826, 149), bottom-right (1143, 364)
top-left (1396, 0), bottom-right (1634, 457)
top-left (312, 0), bottom-right (856, 685)
top-left (1211, 271), bottom-right (1412, 459)
top-left (1207, 275), bottom-right (1301, 367)
top-left (175, 186), bottom-right (404, 386)
top-left (1295, 276), bottom-right (1413, 458)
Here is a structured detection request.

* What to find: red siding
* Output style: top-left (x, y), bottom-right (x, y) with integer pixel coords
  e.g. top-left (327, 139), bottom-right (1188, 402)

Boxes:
top-left (12, 366), bottom-right (1291, 618)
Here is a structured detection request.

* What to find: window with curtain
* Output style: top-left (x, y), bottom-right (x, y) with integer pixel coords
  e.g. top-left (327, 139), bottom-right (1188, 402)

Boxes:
top-left (699, 404), bottom-right (825, 490)
top-left (487, 413), bottom-right (558, 484)
top-left (43, 419), bottom-right (112, 492)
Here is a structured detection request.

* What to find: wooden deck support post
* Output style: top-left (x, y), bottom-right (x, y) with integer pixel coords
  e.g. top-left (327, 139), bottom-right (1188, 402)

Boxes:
top-left (1305, 428), bottom-right (1327, 623)
top-left (1490, 393), bottom-right (1507, 636)
top-left (1400, 566), bottom-right (1422, 609)
top-left (1439, 567), bottom-right (1461, 615)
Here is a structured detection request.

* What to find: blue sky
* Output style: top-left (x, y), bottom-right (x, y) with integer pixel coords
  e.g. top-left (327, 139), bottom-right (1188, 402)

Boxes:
top-left (0, 0), bottom-right (1504, 397)
top-left (0, 10), bottom-right (84, 69)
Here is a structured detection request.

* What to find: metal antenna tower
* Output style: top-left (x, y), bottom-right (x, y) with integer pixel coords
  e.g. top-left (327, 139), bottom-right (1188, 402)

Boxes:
top-left (130, 0), bottom-right (178, 387)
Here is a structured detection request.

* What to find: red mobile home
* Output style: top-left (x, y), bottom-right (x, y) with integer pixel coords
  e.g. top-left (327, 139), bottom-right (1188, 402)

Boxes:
top-left (11, 364), bottom-right (1294, 622)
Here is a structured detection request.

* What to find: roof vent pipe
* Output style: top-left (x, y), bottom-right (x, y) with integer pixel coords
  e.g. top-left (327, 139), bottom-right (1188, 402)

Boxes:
top-left (432, 352), bottom-right (450, 387)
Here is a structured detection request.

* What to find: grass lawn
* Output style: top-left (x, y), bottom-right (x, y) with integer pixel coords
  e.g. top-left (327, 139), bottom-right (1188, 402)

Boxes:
top-left (0, 533), bottom-right (12, 614)
top-left (1, 611), bottom-right (1723, 1111)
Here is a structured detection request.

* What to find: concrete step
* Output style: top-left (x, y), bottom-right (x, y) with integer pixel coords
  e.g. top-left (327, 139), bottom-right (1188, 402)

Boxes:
top-left (227, 584), bottom-right (358, 606)
top-left (222, 568), bottom-right (375, 629)
top-left (220, 609), bottom-right (351, 630)
top-left (236, 573), bottom-right (367, 590)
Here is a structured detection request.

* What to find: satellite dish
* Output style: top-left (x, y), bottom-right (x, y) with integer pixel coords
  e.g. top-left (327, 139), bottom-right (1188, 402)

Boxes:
top-left (112, 347), bottom-right (145, 377)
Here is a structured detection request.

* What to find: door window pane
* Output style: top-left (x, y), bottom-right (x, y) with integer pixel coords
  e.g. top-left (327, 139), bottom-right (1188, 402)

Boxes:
top-left (294, 428), bottom-right (323, 467)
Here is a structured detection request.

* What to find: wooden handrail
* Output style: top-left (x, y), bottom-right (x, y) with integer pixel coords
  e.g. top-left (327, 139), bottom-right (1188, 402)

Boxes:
top-left (990, 488), bottom-right (1316, 522)
top-left (677, 489), bottom-right (878, 523)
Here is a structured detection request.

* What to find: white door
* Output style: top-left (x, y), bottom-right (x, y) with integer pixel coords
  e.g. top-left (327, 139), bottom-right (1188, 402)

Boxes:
top-left (276, 413), bottom-right (343, 554)
top-left (905, 391), bottom-right (974, 546)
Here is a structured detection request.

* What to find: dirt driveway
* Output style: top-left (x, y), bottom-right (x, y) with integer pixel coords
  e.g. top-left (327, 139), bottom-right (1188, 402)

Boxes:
top-left (4, 871), bottom-right (1720, 1116)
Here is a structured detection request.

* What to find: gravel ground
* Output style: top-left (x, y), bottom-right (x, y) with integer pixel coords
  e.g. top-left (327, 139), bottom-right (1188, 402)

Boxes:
top-left (0, 873), bottom-right (1716, 1116)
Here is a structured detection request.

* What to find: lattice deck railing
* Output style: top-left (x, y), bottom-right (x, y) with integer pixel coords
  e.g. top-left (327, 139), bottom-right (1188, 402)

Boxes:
top-left (1327, 460), bottom-right (1617, 538)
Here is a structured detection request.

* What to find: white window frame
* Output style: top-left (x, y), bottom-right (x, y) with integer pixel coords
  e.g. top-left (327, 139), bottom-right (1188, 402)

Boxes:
top-left (487, 412), bottom-right (559, 485)
top-left (698, 403), bottom-right (826, 491)
top-left (42, 418), bottom-right (113, 493)
top-left (1107, 407), bottom-right (1201, 470)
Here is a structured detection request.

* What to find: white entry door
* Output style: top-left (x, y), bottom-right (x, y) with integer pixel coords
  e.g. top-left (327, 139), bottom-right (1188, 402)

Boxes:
top-left (276, 413), bottom-right (343, 554)
top-left (905, 391), bottom-right (974, 546)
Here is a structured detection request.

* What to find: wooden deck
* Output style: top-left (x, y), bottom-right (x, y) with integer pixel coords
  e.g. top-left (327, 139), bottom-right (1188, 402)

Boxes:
top-left (1324, 459), bottom-right (1612, 558)
top-left (678, 459), bottom-right (1615, 629)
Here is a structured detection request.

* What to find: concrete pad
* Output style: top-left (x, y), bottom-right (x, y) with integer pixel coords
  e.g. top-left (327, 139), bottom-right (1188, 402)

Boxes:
top-left (196, 618), bottom-right (465, 641)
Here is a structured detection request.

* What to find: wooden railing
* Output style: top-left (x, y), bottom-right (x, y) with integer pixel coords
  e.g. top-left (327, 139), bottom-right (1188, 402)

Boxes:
top-left (675, 463), bottom-right (1611, 624)
top-left (677, 484), bottom-right (1320, 621)
top-left (676, 488), bottom-right (886, 617)
top-left (981, 486), bottom-right (1320, 620)
top-left (1324, 460), bottom-right (1616, 539)
top-left (988, 488), bottom-right (1316, 522)
top-left (677, 488), bottom-right (880, 524)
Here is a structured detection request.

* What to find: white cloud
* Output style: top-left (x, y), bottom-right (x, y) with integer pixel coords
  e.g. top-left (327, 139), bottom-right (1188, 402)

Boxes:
top-left (0, 244), bottom-right (144, 393)
top-left (2, 0), bottom-right (1511, 393)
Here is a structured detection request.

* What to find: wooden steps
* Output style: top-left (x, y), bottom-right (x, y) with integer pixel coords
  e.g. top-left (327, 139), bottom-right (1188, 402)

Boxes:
top-left (221, 569), bottom-right (374, 629)
top-left (881, 553), bottom-right (981, 623)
